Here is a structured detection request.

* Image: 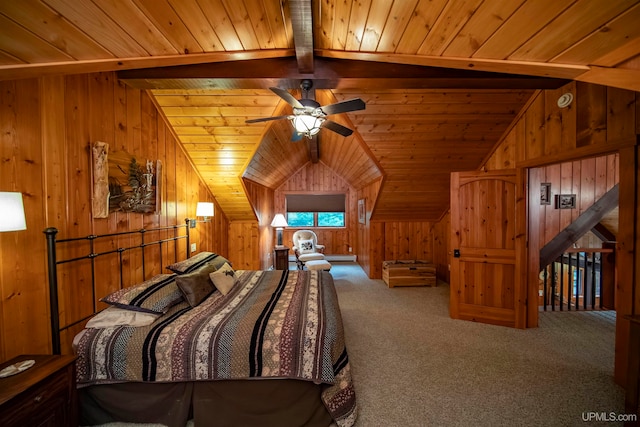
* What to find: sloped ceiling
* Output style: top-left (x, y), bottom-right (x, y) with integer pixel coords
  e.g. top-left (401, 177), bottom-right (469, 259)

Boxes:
top-left (331, 87), bottom-right (534, 220)
top-left (151, 88), bottom-right (287, 221)
top-left (1, 0), bottom-right (639, 222)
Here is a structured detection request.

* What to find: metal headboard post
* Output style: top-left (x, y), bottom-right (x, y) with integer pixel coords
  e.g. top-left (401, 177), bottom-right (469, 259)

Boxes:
top-left (118, 248), bottom-right (125, 291)
top-left (44, 227), bottom-right (61, 355)
top-left (88, 235), bottom-right (97, 316)
top-left (141, 229), bottom-right (146, 279)
top-left (45, 221), bottom-right (192, 356)
top-left (185, 218), bottom-right (191, 259)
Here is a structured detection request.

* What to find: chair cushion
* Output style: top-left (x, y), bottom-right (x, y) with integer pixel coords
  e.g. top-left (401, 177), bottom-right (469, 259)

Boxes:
top-left (299, 253), bottom-right (325, 262)
top-left (298, 239), bottom-right (315, 254)
top-left (306, 260), bottom-right (332, 271)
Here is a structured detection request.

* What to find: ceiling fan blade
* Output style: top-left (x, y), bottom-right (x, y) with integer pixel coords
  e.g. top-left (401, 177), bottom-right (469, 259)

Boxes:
top-left (323, 120), bottom-right (354, 137)
top-left (245, 115), bottom-right (290, 124)
top-left (320, 98), bottom-right (365, 116)
top-left (269, 87), bottom-right (304, 109)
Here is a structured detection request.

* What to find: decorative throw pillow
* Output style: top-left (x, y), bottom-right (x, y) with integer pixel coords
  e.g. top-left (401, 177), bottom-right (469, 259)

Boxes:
top-left (86, 306), bottom-right (159, 328)
top-left (298, 239), bottom-right (315, 254)
top-left (209, 263), bottom-right (236, 295)
top-left (166, 252), bottom-right (231, 274)
top-left (175, 265), bottom-right (217, 307)
top-left (100, 273), bottom-right (183, 314)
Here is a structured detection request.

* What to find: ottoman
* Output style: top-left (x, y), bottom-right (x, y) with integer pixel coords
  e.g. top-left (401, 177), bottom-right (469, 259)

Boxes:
top-left (305, 260), bottom-right (332, 271)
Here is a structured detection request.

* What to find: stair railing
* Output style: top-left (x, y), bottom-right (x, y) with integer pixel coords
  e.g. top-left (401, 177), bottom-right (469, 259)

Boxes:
top-left (540, 247), bottom-right (615, 311)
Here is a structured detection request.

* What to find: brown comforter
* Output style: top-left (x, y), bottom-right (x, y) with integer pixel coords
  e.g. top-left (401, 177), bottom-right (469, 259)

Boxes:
top-left (75, 269), bottom-right (357, 427)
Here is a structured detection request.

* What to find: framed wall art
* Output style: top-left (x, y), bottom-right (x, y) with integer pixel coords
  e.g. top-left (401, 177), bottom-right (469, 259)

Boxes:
top-left (358, 199), bottom-right (366, 224)
top-left (540, 183), bottom-right (551, 205)
top-left (91, 141), bottom-right (110, 218)
top-left (555, 194), bottom-right (576, 209)
top-left (91, 141), bottom-right (162, 218)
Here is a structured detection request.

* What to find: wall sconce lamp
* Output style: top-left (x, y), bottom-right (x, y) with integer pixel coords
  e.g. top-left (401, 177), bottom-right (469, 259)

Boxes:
top-left (189, 202), bottom-right (215, 228)
top-left (0, 192), bottom-right (27, 232)
top-left (196, 202), bottom-right (214, 221)
top-left (270, 213), bottom-right (288, 247)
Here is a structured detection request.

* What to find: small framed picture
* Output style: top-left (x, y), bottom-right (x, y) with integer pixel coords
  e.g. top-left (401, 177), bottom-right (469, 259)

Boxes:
top-left (540, 183), bottom-right (551, 205)
top-left (555, 194), bottom-right (576, 209)
top-left (358, 199), bottom-right (365, 224)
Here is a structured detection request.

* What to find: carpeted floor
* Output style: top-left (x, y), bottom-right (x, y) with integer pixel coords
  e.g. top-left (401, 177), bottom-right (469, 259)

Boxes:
top-left (330, 262), bottom-right (624, 427)
top-left (89, 262), bottom-right (625, 427)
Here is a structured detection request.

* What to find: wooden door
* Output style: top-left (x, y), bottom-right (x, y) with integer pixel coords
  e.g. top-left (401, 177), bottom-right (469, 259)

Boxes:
top-left (450, 169), bottom-right (527, 328)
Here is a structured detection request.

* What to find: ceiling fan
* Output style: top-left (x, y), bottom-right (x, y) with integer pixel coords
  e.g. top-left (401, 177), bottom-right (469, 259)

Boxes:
top-left (245, 79), bottom-right (365, 141)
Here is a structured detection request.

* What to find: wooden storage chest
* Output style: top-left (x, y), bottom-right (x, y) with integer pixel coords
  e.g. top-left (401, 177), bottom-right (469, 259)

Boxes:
top-left (382, 260), bottom-right (436, 288)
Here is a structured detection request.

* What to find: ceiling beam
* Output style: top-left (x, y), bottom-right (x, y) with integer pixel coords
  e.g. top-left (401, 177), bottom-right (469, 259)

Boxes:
top-left (308, 136), bottom-right (319, 163)
top-left (317, 49), bottom-right (589, 80)
top-left (118, 57), bottom-right (569, 90)
top-left (289, 0), bottom-right (314, 73)
top-left (575, 65), bottom-right (640, 91)
top-left (0, 49), bottom-right (294, 82)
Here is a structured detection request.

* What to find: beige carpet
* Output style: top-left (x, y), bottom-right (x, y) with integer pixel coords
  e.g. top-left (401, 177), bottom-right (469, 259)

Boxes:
top-left (89, 262), bottom-right (625, 427)
top-left (330, 262), bottom-right (624, 427)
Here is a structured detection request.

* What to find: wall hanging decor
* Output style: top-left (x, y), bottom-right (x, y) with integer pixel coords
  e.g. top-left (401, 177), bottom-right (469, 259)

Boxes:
top-left (540, 183), bottom-right (551, 205)
top-left (555, 194), bottom-right (576, 209)
top-left (91, 141), bottom-right (161, 218)
top-left (358, 199), bottom-right (366, 224)
top-left (91, 141), bottom-right (110, 218)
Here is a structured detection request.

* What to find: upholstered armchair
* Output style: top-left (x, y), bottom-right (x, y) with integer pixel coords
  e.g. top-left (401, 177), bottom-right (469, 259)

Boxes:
top-left (292, 230), bottom-right (325, 270)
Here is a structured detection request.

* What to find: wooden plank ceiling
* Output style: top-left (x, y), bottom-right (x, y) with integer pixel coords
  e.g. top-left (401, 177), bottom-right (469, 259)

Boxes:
top-left (1, 0), bottom-right (639, 222)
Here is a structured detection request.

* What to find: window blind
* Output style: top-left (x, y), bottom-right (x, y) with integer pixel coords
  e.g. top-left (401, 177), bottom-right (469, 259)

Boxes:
top-left (286, 194), bottom-right (346, 212)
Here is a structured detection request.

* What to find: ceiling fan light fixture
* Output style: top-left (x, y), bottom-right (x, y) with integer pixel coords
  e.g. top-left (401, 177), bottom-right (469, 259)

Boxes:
top-left (245, 85), bottom-right (363, 139)
top-left (291, 114), bottom-right (324, 138)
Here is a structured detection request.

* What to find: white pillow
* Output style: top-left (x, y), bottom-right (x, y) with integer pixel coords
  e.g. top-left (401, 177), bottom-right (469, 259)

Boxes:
top-left (298, 239), bottom-right (315, 254)
top-left (209, 262), bottom-right (237, 295)
top-left (86, 306), bottom-right (159, 328)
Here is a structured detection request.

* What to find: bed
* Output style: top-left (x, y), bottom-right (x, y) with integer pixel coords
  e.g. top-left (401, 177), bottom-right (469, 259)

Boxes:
top-left (45, 224), bottom-right (357, 427)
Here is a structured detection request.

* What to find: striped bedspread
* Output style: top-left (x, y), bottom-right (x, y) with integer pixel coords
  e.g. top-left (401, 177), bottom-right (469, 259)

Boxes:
top-left (75, 269), bottom-right (357, 426)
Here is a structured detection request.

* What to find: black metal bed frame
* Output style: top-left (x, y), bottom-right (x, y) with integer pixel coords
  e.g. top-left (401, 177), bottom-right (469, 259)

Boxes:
top-left (44, 219), bottom-right (191, 354)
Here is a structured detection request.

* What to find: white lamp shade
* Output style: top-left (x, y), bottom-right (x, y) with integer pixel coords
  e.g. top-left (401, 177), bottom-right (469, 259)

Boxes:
top-left (292, 115), bottom-right (323, 135)
top-left (0, 192), bottom-right (27, 232)
top-left (196, 202), bottom-right (214, 217)
top-left (270, 213), bottom-right (288, 228)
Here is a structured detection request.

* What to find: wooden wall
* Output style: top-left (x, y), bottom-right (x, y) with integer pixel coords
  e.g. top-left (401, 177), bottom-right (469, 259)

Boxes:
top-left (242, 178), bottom-right (275, 270)
top-left (484, 82), bottom-right (637, 169)
top-left (369, 221), bottom-right (434, 279)
top-left (0, 73), bottom-right (228, 363)
top-left (474, 81), bottom-right (639, 386)
top-left (359, 176), bottom-right (446, 281)
top-left (356, 177), bottom-right (383, 277)
top-left (228, 221), bottom-right (260, 270)
top-left (431, 212), bottom-right (451, 284)
top-left (275, 161), bottom-right (355, 258)
top-left (531, 154), bottom-right (619, 249)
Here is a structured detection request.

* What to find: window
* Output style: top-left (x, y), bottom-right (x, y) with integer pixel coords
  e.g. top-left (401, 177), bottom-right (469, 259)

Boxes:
top-left (287, 212), bottom-right (314, 227)
top-left (287, 211), bottom-right (345, 227)
top-left (286, 194), bottom-right (346, 228)
top-left (318, 212), bottom-right (344, 227)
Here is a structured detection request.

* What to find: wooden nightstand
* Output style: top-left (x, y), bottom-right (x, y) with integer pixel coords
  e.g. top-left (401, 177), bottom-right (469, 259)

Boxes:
top-left (0, 354), bottom-right (77, 427)
top-left (274, 245), bottom-right (289, 270)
